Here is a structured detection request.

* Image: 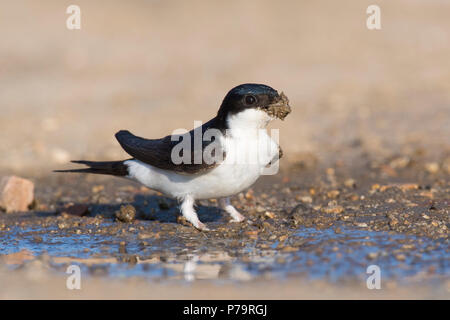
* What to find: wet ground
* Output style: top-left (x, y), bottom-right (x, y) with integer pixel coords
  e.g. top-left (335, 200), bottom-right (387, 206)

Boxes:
top-left (1, 157), bottom-right (448, 298)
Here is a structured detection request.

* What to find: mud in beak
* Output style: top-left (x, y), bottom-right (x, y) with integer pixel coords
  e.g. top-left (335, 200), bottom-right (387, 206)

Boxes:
top-left (265, 92), bottom-right (291, 120)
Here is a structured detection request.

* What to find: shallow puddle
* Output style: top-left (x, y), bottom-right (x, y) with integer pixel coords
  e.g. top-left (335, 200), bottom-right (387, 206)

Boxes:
top-left (1, 223), bottom-right (448, 284)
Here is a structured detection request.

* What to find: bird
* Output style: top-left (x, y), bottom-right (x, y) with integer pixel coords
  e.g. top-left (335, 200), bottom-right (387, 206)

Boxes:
top-left (55, 83), bottom-right (291, 231)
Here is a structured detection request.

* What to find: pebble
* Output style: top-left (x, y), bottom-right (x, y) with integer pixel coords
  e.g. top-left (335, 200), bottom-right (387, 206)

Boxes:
top-left (389, 218), bottom-right (399, 227)
top-left (327, 190), bottom-right (340, 199)
top-left (255, 205), bottom-right (265, 213)
top-left (355, 222), bottom-right (368, 228)
top-left (367, 252), bottom-right (378, 260)
top-left (424, 162), bottom-right (439, 174)
top-left (322, 201), bottom-right (344, 214)
top-left (344, 179), bottom-right (356, 188)
top-left (395, 254), bottom-right (406, 261)
top-left (281, 246), bottom-right (297, 252)
top-left (91, 185), bottom-right (105, 193)
top-left (119, 242), bottom-right (127, 254)
top-left (389, 156), bottom-right (410, 169)
top-left (264, 211), bottom-right (275, 219)
top-left (0, 176), bottom-right (34, 213)
top-left (115, 204), bottom-right (136, 223)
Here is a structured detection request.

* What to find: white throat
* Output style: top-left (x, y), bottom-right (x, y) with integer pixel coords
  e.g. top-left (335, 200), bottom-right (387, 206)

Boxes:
top-left (226, 109), bottom-right (273, 132)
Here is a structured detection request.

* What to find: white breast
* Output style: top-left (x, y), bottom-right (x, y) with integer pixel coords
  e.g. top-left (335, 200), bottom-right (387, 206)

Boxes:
top-left (126, 109), bottom-right (280, 200)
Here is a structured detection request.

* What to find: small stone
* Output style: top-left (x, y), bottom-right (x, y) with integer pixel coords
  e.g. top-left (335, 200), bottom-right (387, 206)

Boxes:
top-left (371, 184), bottom-right (380, 191)
top-left (344, 179), bottom-right (356, 188)
top-left (327, 190), bottom-right (340, 199)
top-left (395, 254), bottom-right (406, 261)
top-left (115, 204), bottom-right (136, 223)
top-left (281, 187), bottom-right (291, 194)
top-left (367, 252), bottom-right (378, 260)
top-left (255, 205), bottom-right (265, 213)
top-left (355, 222), bottom-right (368, 227)
top-left (389, 156), bottom-right (410, 169)
top-left (419, 191), bottom-right (434, 198)
top-left (138, 232), bottom-right (160, 240)
top-left (91, 185), bottom-right (104, 193)
top-left (389, 219), bottom-right (399, 227)
top-left (295, 195), bottom-right (313, 203)
top-left (57, 222), bottom-right (68, 229)
top-left (322, 201), bottom-right (344, 214)
top-left (276, 257), bottom-right (287, 264)
top-left (334, 227), bottom-right (342, 234)
top-left (281, 246), bottom-right (298, 252)
top-left (425, 162), bottom-right (440, 174)
top-left (379, 183), bottom-right (418, 192)
top-left (119, 241), bottom-right (127, 254)
top-left (245, 189), bottom-right (254, 200)
top-left (397, 183), bottom-right (419, 192)
top-left (264, 211), bottom-right (275, 219)
top-left (176, 215), bottom-right (190, 226)
top-left (0, 176), bottom-right (34, 213)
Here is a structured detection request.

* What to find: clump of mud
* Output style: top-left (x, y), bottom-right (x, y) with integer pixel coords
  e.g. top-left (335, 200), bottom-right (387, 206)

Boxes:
top-left (266, 92), bottom-right (291, 120)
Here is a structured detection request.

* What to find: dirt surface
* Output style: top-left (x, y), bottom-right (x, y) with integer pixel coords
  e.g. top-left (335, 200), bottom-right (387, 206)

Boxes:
top-left (0, 0), bottom-right (449, 299)
top-left (0, 159), bottom-right (449, 298)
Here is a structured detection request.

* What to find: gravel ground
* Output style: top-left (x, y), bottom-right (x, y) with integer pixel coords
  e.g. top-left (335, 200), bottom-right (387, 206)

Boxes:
top-left (0, 157), bottom-right (448, 298)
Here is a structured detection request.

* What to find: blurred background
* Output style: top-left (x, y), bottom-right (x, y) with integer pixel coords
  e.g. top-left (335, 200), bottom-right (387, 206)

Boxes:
top-left (0, 0), bottom-right (449, 174)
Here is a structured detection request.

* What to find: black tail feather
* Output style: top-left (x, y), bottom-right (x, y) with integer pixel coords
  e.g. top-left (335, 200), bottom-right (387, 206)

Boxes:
top-left (54, 160), bottom-right (130, 176)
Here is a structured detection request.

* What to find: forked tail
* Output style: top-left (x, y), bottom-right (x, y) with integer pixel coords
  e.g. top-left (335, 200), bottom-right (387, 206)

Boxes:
top-left (54, 160), bottom-right (130, 176)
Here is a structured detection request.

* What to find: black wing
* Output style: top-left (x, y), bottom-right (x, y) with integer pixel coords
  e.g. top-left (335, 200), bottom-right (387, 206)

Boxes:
top-left (115, 117), bottom-right (226, 174)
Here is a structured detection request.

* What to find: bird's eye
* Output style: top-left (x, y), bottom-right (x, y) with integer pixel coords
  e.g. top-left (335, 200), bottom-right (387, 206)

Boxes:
top-left (245, 95), bottom-right (257, 105)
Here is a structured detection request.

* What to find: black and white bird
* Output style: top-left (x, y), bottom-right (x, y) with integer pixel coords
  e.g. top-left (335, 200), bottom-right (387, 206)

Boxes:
top-left (56, 83), bottom-right (291, 230)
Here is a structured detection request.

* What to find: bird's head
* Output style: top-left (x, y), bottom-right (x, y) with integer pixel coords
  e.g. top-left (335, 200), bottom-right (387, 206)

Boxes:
top-left (217, 83), bottom-right (291, 129)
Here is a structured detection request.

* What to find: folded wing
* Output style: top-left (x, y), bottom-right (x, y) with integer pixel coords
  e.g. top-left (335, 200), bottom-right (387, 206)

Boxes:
top-left (115, 118), bottom-right (226, 174)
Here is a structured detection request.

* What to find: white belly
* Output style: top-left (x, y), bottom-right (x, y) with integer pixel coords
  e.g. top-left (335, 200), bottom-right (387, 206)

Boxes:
top-left (125, 129), bottom-right (279, 200)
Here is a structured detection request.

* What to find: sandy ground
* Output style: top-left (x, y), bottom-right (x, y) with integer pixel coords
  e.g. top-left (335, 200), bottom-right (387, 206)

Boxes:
top-left (1, 270), bottom-right (448, 300)
top-left (0, 0), bottom-right (449, 299)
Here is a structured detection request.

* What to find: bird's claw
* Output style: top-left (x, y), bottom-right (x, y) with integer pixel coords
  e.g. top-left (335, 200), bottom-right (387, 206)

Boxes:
top-left (229, 214), bottom-right (246, 223)
top-left (195, 221), bottom-right (210, 231)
